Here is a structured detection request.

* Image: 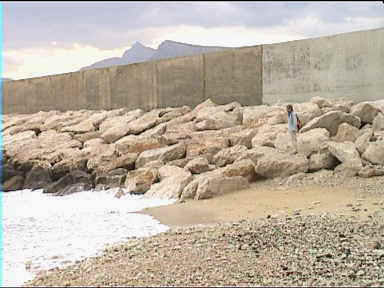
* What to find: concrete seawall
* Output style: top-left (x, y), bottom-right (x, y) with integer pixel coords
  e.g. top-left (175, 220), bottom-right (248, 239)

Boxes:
top-left (3, 27), bottom-right (383, 114)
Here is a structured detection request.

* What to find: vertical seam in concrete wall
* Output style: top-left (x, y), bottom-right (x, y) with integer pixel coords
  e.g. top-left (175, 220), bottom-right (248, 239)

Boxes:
top-left (203, 54), bottom-right (206, 101)
top-left (231, 50), bottom-right (235, 97)
top-left (261, 45), bottom-right (264, 104)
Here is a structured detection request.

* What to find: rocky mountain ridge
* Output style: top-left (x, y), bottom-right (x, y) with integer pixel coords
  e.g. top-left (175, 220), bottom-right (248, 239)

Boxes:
top-left (80, 40), bottom-right (231, 71)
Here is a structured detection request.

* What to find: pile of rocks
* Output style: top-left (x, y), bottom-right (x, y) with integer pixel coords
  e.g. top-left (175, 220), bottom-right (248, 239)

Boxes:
top-left (2, 97), bottom-right (384, 199)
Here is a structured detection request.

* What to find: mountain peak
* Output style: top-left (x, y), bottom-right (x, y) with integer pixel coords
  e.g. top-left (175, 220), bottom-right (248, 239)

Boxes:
top-left (132, 41), bottom-right (145, 48)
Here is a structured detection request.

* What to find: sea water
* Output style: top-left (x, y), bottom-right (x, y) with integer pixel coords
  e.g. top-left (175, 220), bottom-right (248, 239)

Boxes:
top-left (2, 188), bottom-right (175, 287)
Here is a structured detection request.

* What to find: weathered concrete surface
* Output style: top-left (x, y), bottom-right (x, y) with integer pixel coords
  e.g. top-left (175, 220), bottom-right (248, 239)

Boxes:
top-left (3, 28), bottom-right (383, 114)
top-left (3, 46), bottom-right (263, 114)
top-left (263, 28), bottom-right (384, 105)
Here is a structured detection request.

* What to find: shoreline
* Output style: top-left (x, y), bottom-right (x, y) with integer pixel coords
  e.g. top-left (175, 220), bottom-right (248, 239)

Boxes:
top-left (140, 179), bottom-right (384, 228)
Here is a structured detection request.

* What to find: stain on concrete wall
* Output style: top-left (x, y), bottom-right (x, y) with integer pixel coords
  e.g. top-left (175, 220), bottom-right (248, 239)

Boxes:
top-left (263, 28), bottom-right (384, 105)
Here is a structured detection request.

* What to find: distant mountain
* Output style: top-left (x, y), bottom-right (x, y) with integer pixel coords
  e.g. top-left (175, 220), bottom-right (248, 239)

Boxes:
top-left (149, 40), bottom-right (229, 61)
top-left (80, 42), bottom-right (156, 71)
top-left (80, 40), bottom-right (231, 71)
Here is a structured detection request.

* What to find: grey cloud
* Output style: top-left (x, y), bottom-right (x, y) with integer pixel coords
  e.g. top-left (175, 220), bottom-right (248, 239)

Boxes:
top-left (4, 1), bottom-right (384, 50)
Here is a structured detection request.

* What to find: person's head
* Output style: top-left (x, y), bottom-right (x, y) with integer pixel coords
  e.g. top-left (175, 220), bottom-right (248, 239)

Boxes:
top-left (286, 104), bottom-right (293, 112)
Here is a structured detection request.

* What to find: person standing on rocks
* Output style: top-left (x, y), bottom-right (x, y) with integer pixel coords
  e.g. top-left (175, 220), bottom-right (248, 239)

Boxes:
top-left (286, 104), bottom-right (301, 154)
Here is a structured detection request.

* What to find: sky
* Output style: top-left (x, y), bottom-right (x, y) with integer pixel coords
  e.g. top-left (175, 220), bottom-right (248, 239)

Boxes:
top-left (3, 1), bottom-right (384, 80)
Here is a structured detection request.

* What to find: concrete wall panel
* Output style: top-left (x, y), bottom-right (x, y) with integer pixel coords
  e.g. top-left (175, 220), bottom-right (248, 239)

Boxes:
top-left (263, 28), bottom-right (384, 104)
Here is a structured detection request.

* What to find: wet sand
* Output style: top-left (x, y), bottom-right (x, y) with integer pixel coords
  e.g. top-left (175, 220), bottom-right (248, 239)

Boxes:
top-left (140, 182), bottom-right (383, 227)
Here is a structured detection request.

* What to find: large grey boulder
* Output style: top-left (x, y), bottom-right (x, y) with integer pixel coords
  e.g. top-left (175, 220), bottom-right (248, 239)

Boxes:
top-left (297, 128), bottom-right (330, 157)
top-left (309, 150), bottom-right (339, 172)
top-left (185, 157), bottom-right (211, 174)
top-left (350, 102), bottom-right (380, 124)
top-left (125, 168), bottom-right (159, 194)
top-left (24, 162), bottom-right (53, 190)
top-left (358, 165), bottom-right (384, 178)
top-left (115, 135), bottom-right (165, 154)
top-left (243, 105), bottom-right (285, 127)
top-left (310, 96), bottom-right (332, 108)
top-left (194, 102), bottom-right (242, 131)
top-left (251, 124), bottom-right (287, 147)
top-left (212, 145), bottom-right (248, 167)
top-left (194, 176), bottom-right (249, 200)
top-left (362, 141), bottom-right (384, 165)
top-left (355, 129), bottom-right (373, 155)
top-left (333, 123), bottom-right (362, 143)
top-left (3, 176), bottom-right (25, 192)
top-left (145, 166), bottom-right (193, 199)
top-left (252, 146), bottom-right (309, 178)
top-left (227, 128), bottom-right (258, 149)
top-left (327, 141), bottom-right (362, 176)
top-left (136, 143), bottom-right (186, 168)
top-left (301, 111), bottom-right (361, 136)
top-left (373, 113), bottom-right (384, 132)
top-left (293, 102), bottom-right (322, 126)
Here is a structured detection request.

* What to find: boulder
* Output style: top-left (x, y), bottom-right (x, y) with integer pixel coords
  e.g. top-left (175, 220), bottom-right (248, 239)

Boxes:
top-left (350, 102), bottom-right (380, 124)
top-left (100, 109), bottom-right (145, 143)
top-left (95, 169), bottom-right (127, 189)
top-left (145, 166), bottom-right (193, 199)
top-left (334, 123), bottom-right (362, 143)
top-left (167, 158), bottom-right (191, 168)
top-left (2, 163), bottom-right (24, 183)
top-left (251, 124), bottom-right (287, 147)
top-left (186, 136), bottom-right (229, 159)
top-left (125, 168), bottom-right (159, 194)
top-left (274, 131), bottom-right (295, 152)
top-left (355, 129), bottom-right (373, 155)
top-left (358, 166), bottom-right (384, 178)
top-left (301, 111), bottom-right (361, 136)
top-left (55, 183), bottom-right (93, 196)
top-left (52, 157), bottom-right (88, 181)
top-left (308, 150), bottom-right (339, 172)
top-left (243, 106), bottom-right (285, 127)
top-left (212, 145), bottom-right (248, 167)
top-left (222, 159), bottom-right (257, 182)
top-left (115, 135), bottom-right (165, 154)
top-left (84, 138), bottom-right (105, 148)
top-left (3, 175), bottom-right (25, 192)
top-left (75, 132), bottom-right (103, 144)
top-left (99, 109), bottom-right (142, 131)
top-left (157, 106), bottom-right (192, 124)
top-left (136, 144), bottom-right (186, 168)
top-left (327, 141), bottom-right (363, 176)
top-left (310, 96), bottom-right (332, 108)
top-left (227, 128), bottom-right (258, 149)
top-left (24, 162), bottom-right (53, 190)
top-left (296, 128), bottom-right (330, 156)
top-left (185, 157), bottom-right (210, 174)
top-left (127, 110), bottom-right (162, 135)
top-left (194, 102), bottom-right (242, 131)
top-left (362, 141), bottom-right (384, 165)
top-left (293, 102), bottom-right (322, 126)
top-left (44, 170), bottom-right (93, 194)
top-left (195, 176), bottom-right (249, 200)
top-left (373, 113), bottom-right (384, 132)
top-left (140, 123), bottom-right (167, 138)
top-left (90, 153), bottom-right (138, 176)
top-left (254, 149), bottom-right (309, 178)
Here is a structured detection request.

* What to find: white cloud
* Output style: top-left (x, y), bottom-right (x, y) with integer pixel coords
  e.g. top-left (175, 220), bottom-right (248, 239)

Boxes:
top-left (3, 44), bottom-right (129, 80)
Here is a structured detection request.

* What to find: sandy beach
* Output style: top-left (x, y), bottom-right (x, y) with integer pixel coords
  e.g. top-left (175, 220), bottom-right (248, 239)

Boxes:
top-left (26, 174), bottom-right (384, 287)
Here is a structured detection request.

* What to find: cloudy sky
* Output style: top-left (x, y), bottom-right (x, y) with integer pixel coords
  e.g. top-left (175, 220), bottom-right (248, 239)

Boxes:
top-left (3, 1), bottom-right (384, 80)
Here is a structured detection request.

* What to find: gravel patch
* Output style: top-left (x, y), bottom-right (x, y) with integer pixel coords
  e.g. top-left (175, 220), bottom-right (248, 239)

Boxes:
top-left (27, 211), bottom-right (384, 287)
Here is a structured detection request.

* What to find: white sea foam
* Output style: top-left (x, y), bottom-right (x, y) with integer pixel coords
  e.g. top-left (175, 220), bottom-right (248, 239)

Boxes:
top-left (3, 188), bottom-right (175, 287)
